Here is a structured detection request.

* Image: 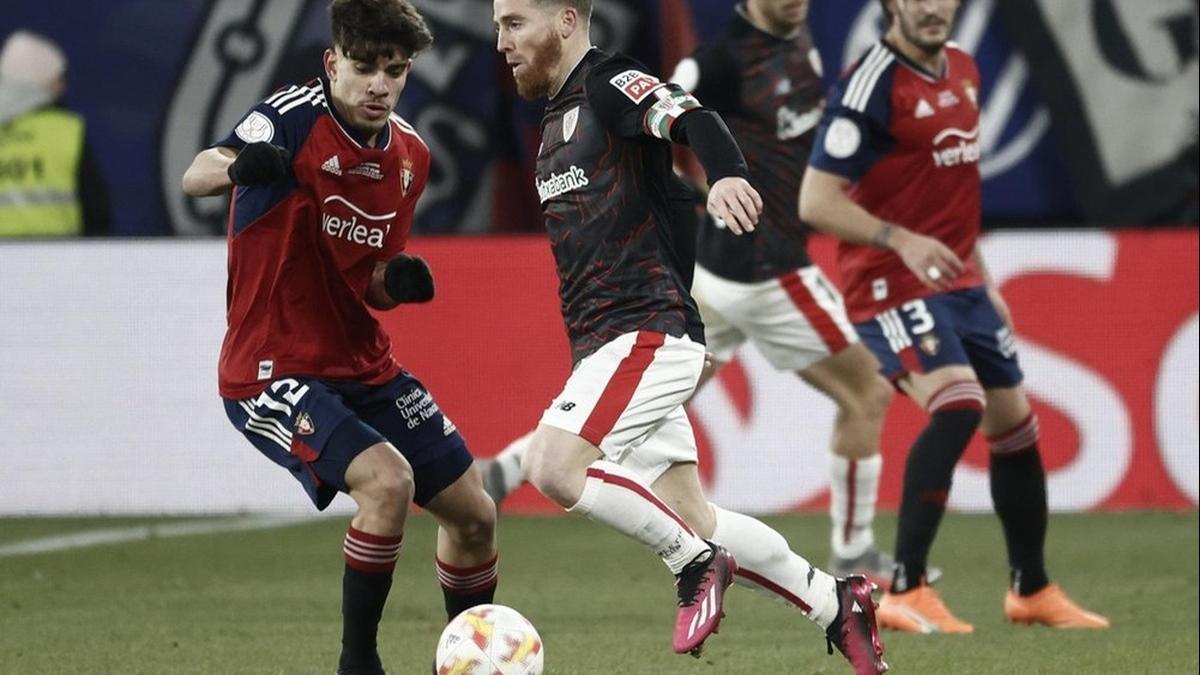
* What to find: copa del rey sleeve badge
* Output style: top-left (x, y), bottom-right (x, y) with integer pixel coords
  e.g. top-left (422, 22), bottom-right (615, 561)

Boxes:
top-left (401, 158), bottom-right (415, 197)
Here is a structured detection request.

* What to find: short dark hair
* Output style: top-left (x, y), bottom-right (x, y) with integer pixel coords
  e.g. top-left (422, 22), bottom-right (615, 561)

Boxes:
top-left (534, 0), bottom-right (593, 21)
top-left (879, 0), bottom-right (893, 24)
top-left (329, 0), bottom-right (434, 62)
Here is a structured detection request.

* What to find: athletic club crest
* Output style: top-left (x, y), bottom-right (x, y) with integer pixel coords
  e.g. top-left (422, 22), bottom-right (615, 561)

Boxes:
top-left (401, 158), bottom-right (414, 197)
top-left (918, 332), bottom-right (941, 356)
top-left (563, 106), bottom-right (579, 142)
top-left (295, 412), bottom-right (315, 436)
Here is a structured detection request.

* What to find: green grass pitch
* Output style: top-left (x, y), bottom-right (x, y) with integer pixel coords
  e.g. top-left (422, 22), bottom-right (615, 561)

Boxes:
top-left (1, 512), bottom-right (1196, 674)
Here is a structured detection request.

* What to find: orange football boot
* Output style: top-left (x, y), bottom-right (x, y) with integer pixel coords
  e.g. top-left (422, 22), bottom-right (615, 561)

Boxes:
top-left (1004, 584), bottom-right (1110, 629)
top-left (877, 585), bottom-right (974, 634)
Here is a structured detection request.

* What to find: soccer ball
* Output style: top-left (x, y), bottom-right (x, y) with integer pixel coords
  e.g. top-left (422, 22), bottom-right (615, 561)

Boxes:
top-left (434, 604), bottom-right (544, 675)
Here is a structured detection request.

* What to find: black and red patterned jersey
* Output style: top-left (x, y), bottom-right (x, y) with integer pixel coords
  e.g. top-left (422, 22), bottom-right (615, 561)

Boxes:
top-left (674, 6), bottom-right (826, 282)
top-left (213, 78), bottom-right (430, 398)
top-left (809, 42), bottom-right (985, 322)
top-left (535, 48), bottom-right (707, 364)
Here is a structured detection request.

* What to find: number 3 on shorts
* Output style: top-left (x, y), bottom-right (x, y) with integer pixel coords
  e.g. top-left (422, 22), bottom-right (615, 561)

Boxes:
top-left (875, 299), bottom-right (936, 354)
top-left (902, 299), bottom-right (935, 334)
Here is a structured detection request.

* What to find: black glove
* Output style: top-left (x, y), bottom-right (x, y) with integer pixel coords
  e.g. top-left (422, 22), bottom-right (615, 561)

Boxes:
top-left (384, 254), bottom-right (434, 303)
top-left (227, 142), bottom-right (291, 186)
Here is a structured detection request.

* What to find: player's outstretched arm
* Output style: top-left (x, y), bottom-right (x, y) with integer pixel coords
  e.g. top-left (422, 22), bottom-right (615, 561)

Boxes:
top-left (182, 147), bottom-right (238, 197)
top-left (366, 254), bottom-right (435, 310)
top-left (672, 110), bottom-right (761, 235)
top-left (182, 143), bottom-right (291, 197)
top-left (800, 166), bottom-right (963, 290)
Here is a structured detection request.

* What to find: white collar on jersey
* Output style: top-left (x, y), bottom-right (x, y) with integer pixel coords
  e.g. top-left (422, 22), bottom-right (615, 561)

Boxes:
top-left (881, 39), bottom-right (952, 82)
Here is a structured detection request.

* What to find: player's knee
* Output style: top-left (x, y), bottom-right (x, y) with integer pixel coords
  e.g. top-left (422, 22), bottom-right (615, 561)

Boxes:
top-left (363, 463), bottom-right (415, 521)
top-left (860, 375), bottom-right (894, 420)
top-left (524, 458), bottom-right (571, 505)
top-left (837, 374), bottom-right (892, 424)
top-left (523, 443), bottom-right (573, 506)
top-left (448, 501), bottom-right (497, 549)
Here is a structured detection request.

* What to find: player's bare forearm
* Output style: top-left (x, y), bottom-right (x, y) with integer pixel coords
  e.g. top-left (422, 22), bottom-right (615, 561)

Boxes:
top-left (181, 147), bottom-right (237, 197)
top-left (365, 261), bottom-right (401, 311)
top-left (798, 166), bottom-right (892, 246)
top-left (974, 244), bottom-right (994, 285)
top-left (800, 166), bottom-right (964, 290)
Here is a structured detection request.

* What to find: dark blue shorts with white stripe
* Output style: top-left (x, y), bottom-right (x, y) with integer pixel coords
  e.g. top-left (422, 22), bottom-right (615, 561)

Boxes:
top-left (224, 370), bottom-right (473, 509)
top-left (854, 285), bottom-right (1025, 389)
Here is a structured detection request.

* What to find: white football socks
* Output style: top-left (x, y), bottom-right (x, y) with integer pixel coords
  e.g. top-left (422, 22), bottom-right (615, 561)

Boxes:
top-left (829, 454), bottom-right (881, 560)
top-left (568, 460), bottom-right (710, 574)
top-left (711, 505), bottom-right (839, 628)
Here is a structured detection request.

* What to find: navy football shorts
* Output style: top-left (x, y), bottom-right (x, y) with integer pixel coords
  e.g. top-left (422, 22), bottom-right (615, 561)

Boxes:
top-left (854, 285), bottom-right (1024, 389)
top-left (224, 370), bottom-right (473, 510)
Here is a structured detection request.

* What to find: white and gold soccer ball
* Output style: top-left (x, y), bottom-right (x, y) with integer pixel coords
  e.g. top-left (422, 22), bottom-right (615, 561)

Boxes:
top-left (434, 604), bottom-right (544, 675)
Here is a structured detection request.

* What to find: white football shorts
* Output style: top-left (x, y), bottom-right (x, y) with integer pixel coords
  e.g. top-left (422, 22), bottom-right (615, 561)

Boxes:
top-left (693, 263), bottom-right (858, 371)
top-left (539, 330), bottom-right (703, 484)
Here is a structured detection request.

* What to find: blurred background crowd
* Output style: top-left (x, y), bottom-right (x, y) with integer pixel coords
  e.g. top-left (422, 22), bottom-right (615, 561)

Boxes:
top-left (1, 0), bottom-right (1197, 238)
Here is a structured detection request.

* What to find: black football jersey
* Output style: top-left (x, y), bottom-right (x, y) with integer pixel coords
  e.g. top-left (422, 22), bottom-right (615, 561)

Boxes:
top-left (684, 9), bottom-right (825, 282)
top-left (535, 48), bottom-right (706, 364)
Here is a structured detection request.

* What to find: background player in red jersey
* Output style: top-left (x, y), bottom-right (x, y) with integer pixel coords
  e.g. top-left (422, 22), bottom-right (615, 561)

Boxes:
top-left (801, 0), bottom-right (1108, 634)
top-left (494, 0), bottom-right (885, 672)
top-left (667, 0), bottom-right (943, 588)
top-left (182, 2), bottom-right (499, 673)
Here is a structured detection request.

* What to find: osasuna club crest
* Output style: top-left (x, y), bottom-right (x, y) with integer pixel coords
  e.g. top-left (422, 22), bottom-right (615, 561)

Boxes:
top-left (295, 412), bottom-right (315, 435)
top-left (919, 332), bottom-right (941, 356)
top-left (401, 158), bottom-right (414, 197)
top-left (563, 106), bottom-right (579, 143)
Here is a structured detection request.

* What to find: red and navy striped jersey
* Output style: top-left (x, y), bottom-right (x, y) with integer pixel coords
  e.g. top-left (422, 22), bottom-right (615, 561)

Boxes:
top-left (677, 8), bottom-right (825, 281)
top-left (214, 78), bottom-right (430, 398)
top-left (809, 41), bottom-right (984, 322)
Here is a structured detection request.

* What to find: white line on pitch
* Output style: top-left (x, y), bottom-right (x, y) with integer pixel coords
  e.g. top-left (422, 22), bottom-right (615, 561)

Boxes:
top-left (0, 514), bottom-right (317, 557)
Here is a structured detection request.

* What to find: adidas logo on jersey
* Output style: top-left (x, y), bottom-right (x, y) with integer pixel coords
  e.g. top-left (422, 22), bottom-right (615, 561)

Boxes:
top-left (915, 99), bottom-right (935, 119)
top-left (321, 155), bottom-right (342, 176)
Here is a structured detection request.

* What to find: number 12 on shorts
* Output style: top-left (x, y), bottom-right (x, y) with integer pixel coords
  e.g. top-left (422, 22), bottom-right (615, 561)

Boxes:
top-left (253, 378), bottom-right (311, 417)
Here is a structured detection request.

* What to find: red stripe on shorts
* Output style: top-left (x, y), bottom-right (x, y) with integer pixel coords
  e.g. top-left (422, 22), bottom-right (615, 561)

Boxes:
top-left (579, 331), bottom-right (666, 447)
top-left (779, 272), bottom-right (849, 353)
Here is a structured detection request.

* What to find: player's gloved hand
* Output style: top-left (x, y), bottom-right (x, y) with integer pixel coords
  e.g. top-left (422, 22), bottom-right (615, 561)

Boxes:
top-left (227, 142), bottom-right (291, 186)
top-left (384, 253), bottom-right (435, 303)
